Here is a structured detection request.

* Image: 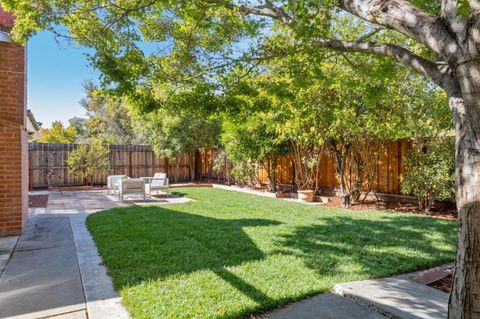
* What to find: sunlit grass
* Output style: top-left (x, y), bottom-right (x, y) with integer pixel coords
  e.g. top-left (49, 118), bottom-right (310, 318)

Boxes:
top-left (87, 187), bottom-right (456, 319)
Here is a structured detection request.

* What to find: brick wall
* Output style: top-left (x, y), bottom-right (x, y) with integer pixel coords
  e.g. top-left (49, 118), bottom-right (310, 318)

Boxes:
top-left (0, 38), bottom-right (28, 236)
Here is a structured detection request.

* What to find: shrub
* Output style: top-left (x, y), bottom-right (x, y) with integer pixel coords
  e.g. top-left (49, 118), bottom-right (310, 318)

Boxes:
top-left (67, 140), bottom-right (110, 186)
top-left (402, 137), bottom-right (455, 211)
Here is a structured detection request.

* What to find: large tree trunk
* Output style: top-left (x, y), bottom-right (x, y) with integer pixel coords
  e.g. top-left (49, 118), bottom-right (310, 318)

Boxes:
top-left (448, 61), bottom-right (480, 319)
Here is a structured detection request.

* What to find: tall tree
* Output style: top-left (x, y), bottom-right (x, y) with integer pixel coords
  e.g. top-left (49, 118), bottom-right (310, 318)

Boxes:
top-left (80, 81), bottom-right (145, 145)
top-left (36, 121), bottom-right (78, 144)
top-left (133, 86), bottom-right (222, 181)
top-left (4, 0), bottom-right (480, 317)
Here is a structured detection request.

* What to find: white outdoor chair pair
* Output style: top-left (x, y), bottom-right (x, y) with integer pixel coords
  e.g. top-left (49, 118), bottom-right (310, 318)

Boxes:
top-left (107, 172), bottom-right (169, 202)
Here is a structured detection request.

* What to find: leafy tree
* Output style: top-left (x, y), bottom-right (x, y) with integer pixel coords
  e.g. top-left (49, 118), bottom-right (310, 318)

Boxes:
top-left (80, 81), bottom-right (145, 145)
top-left (6, 0), bottom-right (480, 315)
top-left (68, 116), bottom-right (88, 142)
top-left (222, 113), bottom-right (289, 192)
top-left (66, 140), bottom-right (109, 187)
top-left (287, 61), bottom-right (449, 207)
top-left (402, 137), bottom-right (456, 212)
top-left (226, 46), bottom-right (450, 206)
top-left (221, 73), bottom-right (289, 192)
top-left (36, 121), bottom-right (78, 144)
top-left (133, 87), bottom-right (222, 181)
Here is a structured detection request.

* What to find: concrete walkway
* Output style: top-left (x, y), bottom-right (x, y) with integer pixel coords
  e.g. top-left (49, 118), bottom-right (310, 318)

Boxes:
top-left (0, 191), bottom-right (140, 319)
top-left (0, 214), bottom-right (88, 319)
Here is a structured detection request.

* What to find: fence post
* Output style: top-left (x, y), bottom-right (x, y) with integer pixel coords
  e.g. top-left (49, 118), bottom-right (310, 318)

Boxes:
top-left (129, 149), bottom-right (133, 177)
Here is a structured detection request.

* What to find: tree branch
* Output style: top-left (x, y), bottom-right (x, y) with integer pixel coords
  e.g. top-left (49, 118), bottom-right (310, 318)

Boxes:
top-left (338, 0), bottom-right (461, 62)
top-left (315, 38), bottom-right (457, 91)
top-left (231, 1), bottom-right (293, 24)
top-left (441, 0), bottom-right (468, 43)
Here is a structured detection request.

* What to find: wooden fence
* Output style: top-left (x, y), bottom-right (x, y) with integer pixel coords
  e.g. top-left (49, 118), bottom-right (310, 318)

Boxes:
top-left (29, 141), bottom-right (413, 195)
top-left (28, 143), bottom-right (193, 189)
top-left (197, 140), bottom-right (413, 195)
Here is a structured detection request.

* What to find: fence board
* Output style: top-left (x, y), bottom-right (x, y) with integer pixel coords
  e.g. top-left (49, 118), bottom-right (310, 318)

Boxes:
top-left (197, 140), bottom-right (412, 195)
top-left (28, 143), bottom-right (194, 189)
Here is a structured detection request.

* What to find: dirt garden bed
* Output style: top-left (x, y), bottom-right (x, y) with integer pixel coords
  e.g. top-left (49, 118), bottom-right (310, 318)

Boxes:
top-left (428, 274), bottom-right (452, 293)
top-left (323, 197), bottom-right (457, 220)
top-left (29, 195), bottom-right (48, 208)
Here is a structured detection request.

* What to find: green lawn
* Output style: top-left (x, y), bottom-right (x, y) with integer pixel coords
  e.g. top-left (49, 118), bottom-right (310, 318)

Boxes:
top-left (87, 188), bottom-right (456, 319)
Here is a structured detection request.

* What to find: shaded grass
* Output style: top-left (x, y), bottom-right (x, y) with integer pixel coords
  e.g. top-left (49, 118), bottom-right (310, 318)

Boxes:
top-left (87, 188), bottom-right (456, 319)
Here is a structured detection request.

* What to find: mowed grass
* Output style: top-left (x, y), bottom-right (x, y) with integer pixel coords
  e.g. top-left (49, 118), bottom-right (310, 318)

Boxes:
top-left (86, 188), bottom-right (456, 319)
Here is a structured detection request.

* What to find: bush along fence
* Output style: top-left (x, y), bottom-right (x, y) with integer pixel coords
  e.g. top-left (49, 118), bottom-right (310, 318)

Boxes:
top-left (197, 140), bottom-right (414, 199)
top-left (29, 141), bottom-right (414, 199)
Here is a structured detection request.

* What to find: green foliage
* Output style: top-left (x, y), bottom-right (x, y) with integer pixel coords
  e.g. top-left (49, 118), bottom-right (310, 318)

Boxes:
top-left (140, 108), bottom-right (220, 159)
top-left (68, 116), bottom-right (88, 141)
top-left (457, 0), bottom-right (471, 17)
top-left (221, 74), bottom-right (290, 190)
top-left (131, 86), bottom-right (222, 180)
top-left (402, 137), bottom-right (456, 211)
top-left (80, 81), bottom-right (145, 145)
top-left (66, 140), bottom-right (110, 186)
top-left (220, 42), bottom-right (450, 198)
top-left (87, 187), bottom-right (456, 319)
top-left (36, 121), bottom-right (78, 144)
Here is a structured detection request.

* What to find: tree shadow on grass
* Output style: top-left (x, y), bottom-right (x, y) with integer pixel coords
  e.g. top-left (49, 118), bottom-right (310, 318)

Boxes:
top-left (273, 215), bottom-right (456, 279)
top-left (87, 206), bottom-right (280, 304)
top-left (87, 206), bottom-right (456, 317)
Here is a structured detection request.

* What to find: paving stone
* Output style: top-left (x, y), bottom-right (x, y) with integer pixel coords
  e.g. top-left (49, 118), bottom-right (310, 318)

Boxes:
top-left (264, 293), bottom-right (387, 319)
top-left (0, 236), bottom-right (18, 277)
top-left (333, 275), bottom-right (448, 319)
top-left (0, 217), bottom-right (86, 318)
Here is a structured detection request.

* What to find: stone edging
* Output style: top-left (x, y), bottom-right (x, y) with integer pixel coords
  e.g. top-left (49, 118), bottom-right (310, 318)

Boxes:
top-left (69, 213), bottom-right (130, 319)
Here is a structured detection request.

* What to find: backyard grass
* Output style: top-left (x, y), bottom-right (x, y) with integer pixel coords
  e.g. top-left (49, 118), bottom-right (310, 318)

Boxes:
top-left (86, 188), bottom-right (456, 319)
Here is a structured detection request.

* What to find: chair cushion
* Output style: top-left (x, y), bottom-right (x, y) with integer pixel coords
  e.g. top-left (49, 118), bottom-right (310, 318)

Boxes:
top-left (153, 172), bottom-right (167, 179)
top-left (121, 179), bottom-right (144, 189)
top-left (151, 180), bottom-right (167, 188)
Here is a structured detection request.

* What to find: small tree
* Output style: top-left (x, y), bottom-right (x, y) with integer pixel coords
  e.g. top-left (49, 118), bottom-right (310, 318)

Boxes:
top-left (66, 140), bottom-right (110, 187)
top-left (402, 137), bottom-right (455, 212)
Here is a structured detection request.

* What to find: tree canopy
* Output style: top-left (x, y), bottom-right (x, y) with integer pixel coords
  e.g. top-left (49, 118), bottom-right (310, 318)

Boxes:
top-left (36, 120), bottom-right (78, 144)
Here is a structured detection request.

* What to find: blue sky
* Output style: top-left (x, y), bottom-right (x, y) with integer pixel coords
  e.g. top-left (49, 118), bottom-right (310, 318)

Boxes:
top-left (28, 31), bottom-right (99, 128)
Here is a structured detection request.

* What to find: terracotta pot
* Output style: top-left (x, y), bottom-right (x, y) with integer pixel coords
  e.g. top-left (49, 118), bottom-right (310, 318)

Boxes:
top-left (298, 190), bottom-right (314, 202)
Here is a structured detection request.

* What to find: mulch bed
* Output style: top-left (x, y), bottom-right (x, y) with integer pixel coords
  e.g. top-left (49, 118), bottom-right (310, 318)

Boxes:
top-left (428, 273), bottom-right (452, 293)
top-left (29, 195), bottom-right (48, 208)
top-left (323, 197), bottom-right (457, 220)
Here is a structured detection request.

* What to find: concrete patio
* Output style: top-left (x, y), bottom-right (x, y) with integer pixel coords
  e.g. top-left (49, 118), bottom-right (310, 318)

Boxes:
top-left (0, 190), bottom-right (188, 319)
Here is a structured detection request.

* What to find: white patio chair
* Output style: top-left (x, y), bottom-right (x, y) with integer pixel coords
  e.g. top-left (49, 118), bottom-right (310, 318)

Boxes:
top-left (142, 172), bottom-right (169, 196)
top-left (118, 178), bottom-right (145, 202)
top-left (107, 175), bottom-right (127, 195)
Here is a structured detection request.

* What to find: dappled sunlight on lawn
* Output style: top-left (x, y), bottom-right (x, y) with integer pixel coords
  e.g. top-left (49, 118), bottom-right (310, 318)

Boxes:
top-left (87, 188), bottom-right (456, 319)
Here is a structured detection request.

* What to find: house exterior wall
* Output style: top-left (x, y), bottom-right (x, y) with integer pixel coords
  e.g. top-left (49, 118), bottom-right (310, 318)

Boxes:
top-left (0, 33), bottom-right (28, 236)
